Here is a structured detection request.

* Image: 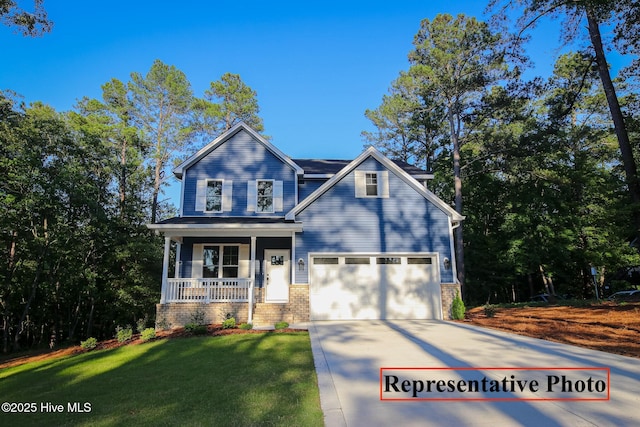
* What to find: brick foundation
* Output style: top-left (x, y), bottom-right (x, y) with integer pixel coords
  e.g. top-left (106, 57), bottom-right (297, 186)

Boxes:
top-left (156, 285), bottom-right (310, 329)
top-left (440, 283), bottom-right (461, 320)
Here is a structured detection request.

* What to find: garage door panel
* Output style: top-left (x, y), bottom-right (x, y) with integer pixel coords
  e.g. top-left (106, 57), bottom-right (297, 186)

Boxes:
top-left (310, 254), bottom-right (441, 320)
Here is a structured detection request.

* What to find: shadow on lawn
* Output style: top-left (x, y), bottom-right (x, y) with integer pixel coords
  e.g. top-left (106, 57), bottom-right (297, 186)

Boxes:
top-left (0, 332), bottom-right (322, 426)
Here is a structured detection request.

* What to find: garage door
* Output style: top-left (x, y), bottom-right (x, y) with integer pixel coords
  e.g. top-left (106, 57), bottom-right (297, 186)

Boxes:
top-left (309, 254), bottom-right (442, 320)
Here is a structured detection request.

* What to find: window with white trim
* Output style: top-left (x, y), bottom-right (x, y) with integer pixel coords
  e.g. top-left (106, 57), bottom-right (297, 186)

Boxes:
top-left (365, 173), bottom-right (378, 196)
top-left (355, 170), bottom-right (389, 198)
top-left (203, 245), bottom-right (239, 278)
top-left (247, 180), bottom-right (284, 213)
top-left (196, 179), bottom-right (232, 212)
top-left (257, 180), bottom-right (274, 213)
top-left (206, 180), bottom-right (223, 212)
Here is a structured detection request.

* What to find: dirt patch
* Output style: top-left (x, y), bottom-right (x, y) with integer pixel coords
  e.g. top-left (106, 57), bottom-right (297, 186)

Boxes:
top-left (0, 325), bottom-right (305, 370)
top-left (466, 302), bottom-right (640, 359)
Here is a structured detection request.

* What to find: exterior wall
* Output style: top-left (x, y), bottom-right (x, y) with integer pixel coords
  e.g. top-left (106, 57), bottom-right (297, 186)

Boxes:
top-left (182, 129), bottom-right (297, 217)
top-left (294, 157), bottom-right (456, 283)
top-left (298, 178), bottom-right (327, 201)
top-left (252, 285), bottom-right (309, 325)
top-left (440, 283), bottom-right (461, 320)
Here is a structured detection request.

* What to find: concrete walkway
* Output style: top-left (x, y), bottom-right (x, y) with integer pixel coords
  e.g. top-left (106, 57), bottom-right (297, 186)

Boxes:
top-left (309, 320), bottom-right (640, 427)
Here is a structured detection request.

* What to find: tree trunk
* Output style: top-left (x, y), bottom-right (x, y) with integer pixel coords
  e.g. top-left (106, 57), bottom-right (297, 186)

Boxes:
top-left (586, 7), bottom-right (640, 233)
top-left (448, 109), bottom-right (466, 295)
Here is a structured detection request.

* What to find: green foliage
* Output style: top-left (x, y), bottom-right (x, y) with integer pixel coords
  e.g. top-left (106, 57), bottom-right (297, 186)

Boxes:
top-left (451, 292), bottom-right (466, 320)
top-left (484, 305), bottom-right (497, 318)
top-left (80, 337), bottom-right (98, 350)
top-left (136, 318), bottom-right (147, 333)
top-left (140, 328), bottom-right (156, 342)
top-left (185, 323), bottom-right (207, 335)
top-left (239, 323), bottom-right (253, 330)
top-left (222, 317), bottom-right (236, 329)
top-left (274, 321), bottom-right (289, 330)
top-left (190, 306), bottom-right (206, 326)
top-left (116, 326), bottom-right (133, 343)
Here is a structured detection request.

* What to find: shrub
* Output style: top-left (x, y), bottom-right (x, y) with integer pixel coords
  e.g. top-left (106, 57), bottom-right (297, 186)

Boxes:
top-left (116, 325), bottom-right (133, 342)
top-left (484, 304), bottom-right (496, 318)
top-left (190, 306), bottom-right (206, 326)
top-left (80, 337), bottom-right (98, 350)
top-left (156, 317), bottom-right (171, 331)
top-left (274, 321), bottom-right (289, 330)
top-left (451, 292), bottom-right (466, 320)
top-left (136, 318), bottom-right (147, 333)
top-left (222, 317), bottom-right (236, 329)
top-left (239, 323), bottom-right (253, 330)
top-left (140, 328), bottom-right (156, 342)
top-left (185, 323), bottom-right (207, 335)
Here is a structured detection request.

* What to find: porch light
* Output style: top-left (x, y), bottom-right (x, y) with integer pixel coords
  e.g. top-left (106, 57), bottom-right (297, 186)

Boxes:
top-left (443, 257), bottom-right (451, 270)
top-left (298, 258), bottom-right (305, 271)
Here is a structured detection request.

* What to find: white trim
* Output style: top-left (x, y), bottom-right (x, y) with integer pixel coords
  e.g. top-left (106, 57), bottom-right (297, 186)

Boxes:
top-left (248, 236), bottom-right (257, 323)
top-left (174, 243), bottom-right (181, 278)
top-left (448, 218), bottom-right (459, 284)
top-left (160, 237), bottom-right (171, 304)
top-left (286, 146), bottom-right (464, 222)
top-left (173, 122), bottom-right (303, 179)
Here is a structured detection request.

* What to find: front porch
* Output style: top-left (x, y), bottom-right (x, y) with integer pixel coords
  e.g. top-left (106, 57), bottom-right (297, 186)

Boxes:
top-left (149, 217), bottom-right (306, 327)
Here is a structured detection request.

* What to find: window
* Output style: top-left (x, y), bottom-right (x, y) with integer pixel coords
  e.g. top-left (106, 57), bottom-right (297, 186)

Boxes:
top-left (376, 257), bottom-right (401, 265)
top-left (248, 180), bottom-right (283, 213)
top-left (408, 257), bottom-right (432, 265)
top-left (202, 245), bottom-right (239, 278)
top-left (257, 180), bottom-right (274, 213)
top-left (206, 180), bottom-right (223, 212)
top-left (196, 179), bottom-right (232, 212)
top-left (313, 257), bottom-right (339, 265)
top-left (355, 170), bottom-right (389, 198)
top-left (345, 257), bottom-right (370, 264)
top-left (365, 173), bottom-right (378, 196)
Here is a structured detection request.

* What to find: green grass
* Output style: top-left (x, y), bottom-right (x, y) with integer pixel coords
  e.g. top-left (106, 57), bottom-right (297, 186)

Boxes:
top-left (0, 333), bottom-right (323, 426)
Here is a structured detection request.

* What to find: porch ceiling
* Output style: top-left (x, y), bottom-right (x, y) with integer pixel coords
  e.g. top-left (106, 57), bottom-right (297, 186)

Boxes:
top-left (147, 217), bottom-right (303, 239)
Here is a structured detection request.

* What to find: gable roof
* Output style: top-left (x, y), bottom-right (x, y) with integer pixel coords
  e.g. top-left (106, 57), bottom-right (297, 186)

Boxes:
top-left (286, 146), bottom-right (464, 223)
top-left (173, 122), bottom-right (303, 179)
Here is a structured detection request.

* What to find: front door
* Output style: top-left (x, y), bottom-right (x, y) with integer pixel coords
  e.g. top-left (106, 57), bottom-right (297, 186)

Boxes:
top-left (265, 250), bottom-right (290, 302)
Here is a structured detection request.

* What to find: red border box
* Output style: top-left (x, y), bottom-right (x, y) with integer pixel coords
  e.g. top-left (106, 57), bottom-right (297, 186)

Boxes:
top-left (379, 367), bottom-right (610, 401)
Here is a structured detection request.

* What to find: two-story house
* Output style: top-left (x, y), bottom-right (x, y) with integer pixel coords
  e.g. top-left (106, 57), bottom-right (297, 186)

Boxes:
top-left (147, 122), bottom-right (464, 327)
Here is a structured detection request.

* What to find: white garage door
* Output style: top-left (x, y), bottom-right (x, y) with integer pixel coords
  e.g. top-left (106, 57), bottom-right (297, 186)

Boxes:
top-left (309, 254), bottom-right (442, 320)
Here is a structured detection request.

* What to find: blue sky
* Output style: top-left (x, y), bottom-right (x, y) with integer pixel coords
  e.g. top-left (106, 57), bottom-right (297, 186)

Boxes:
top-left (0, 1), bottom-right (626, 204)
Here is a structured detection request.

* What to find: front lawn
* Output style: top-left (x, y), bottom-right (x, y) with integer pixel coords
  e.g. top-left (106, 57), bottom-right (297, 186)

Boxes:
top-left (0, 332), bottom-right (323, 426)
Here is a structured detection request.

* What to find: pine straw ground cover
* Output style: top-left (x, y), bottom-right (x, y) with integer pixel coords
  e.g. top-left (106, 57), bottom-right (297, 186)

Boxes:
top-left (466, 301), bottom-right (640, 358)
top-left (0, 329), bottom-right (323, 426)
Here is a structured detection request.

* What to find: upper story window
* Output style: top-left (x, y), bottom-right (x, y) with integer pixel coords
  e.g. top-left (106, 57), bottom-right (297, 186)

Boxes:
top-left (365, 173), bottom-right (378, 196)
top-left (206, 180), bottom-right (223, 212)
top-left (355, 170), bottom-right (389, 198)
top-left (257, 180), bottom-right (274, 213)
top-left (196, 179), bottom-right (232, 213)
top-left (247, 180), bottom-right (284, 213)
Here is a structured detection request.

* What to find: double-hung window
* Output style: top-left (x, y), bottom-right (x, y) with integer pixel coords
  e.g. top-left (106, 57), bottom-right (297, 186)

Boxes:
top-left (355, 170), bottom-right (389, 198)
top-left (247, 180), bottom-right (283, 213)
top-left (202, 245), bottom-right (239, 278)
top-left (257, 180), bottom-right (274, 213)
top-left (206, 180), bottom-right (223, 212)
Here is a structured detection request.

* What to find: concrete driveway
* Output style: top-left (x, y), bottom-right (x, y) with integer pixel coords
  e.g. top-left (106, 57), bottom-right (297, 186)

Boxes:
top-left (309, 320), bottom-right (640, 427)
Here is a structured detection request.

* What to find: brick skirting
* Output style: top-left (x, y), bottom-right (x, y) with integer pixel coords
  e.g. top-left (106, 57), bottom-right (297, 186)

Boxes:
top-left (440, 283), bottom-right (461, 320)
top-left (156, 283), bottom-right (457, 328)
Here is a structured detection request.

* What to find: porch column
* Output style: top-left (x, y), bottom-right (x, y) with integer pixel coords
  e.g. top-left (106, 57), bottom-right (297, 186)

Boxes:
top-left (174, 243), bottom-right (181, 278)
top-left (160, 236), bottom-right (171, 304)
top-left (248, 235), bottom-right (256, 323)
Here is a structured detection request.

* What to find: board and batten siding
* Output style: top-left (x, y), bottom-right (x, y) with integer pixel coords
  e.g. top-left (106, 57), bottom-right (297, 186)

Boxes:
top-left (294, 157), bottom-right (455, 283)
top-left (182, 130), bottom-right (297, 217)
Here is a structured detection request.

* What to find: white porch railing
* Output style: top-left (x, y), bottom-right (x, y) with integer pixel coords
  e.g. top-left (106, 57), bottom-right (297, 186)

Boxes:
top-left (165, 278), bottom-right (252, 303)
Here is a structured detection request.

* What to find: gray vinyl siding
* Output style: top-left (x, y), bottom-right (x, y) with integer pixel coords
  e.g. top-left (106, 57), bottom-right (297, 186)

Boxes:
top-left (294, 157), bottom-right (455, 283)
top-left (182, 130), bottom-right (297, 216)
